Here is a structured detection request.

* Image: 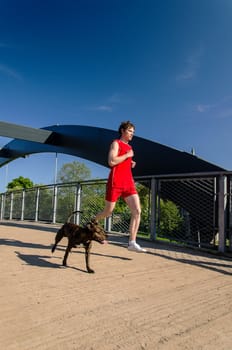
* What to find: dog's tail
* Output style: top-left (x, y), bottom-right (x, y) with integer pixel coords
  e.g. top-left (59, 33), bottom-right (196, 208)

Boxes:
top-left (66, 210), bottom-right (83, 223)
top-left (51, 211), bottom-right (83, 254)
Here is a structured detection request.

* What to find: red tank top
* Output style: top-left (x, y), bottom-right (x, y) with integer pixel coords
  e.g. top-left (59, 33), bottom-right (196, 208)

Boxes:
top-left (108, 139), bottom-right (135, 187)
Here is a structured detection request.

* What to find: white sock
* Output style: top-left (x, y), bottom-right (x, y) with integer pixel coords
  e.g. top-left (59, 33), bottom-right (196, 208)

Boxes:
top-left (129, 240), bottom-right (136, 245)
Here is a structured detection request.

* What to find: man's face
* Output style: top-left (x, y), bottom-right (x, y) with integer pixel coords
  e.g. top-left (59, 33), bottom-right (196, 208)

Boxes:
top-left (122, 127), bottom-right (135, 141)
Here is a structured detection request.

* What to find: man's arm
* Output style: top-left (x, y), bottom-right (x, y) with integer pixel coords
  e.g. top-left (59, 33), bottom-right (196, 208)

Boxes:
top-left (108, 141), bottom-right (134, 167)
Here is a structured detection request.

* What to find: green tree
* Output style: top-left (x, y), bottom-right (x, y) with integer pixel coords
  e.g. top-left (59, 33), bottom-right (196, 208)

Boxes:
top-left (57, 161), bottom-right (91, 183)
top-left (55, 161), bottom-right (92, 222)
top-left (7, 176), bottom-right (34, 191)
top-left (159, 198), bottom-right (183, 237)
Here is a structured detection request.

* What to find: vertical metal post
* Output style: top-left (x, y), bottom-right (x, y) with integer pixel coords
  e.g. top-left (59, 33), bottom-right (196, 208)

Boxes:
top-left (218, 174), bottom-right (227, 253)
top-left (74, 183), bottom-right (81, 225)
top-left (10, 192), bottom-right (14, 220)
top-left (35, 187), bottom-right (40, 221)
top-left (105, 216), bottom-right (112, 232)
top-left (212, 177), bottom-right (217, 246)
top-left (52, 185), bottom-right (58, 224)
top-left (225, 175), bottom-right (231, 252)
top-left (150, 177), bottom-right (157, 240)
top-left (35, 188), bottom-right (40, 222)
top-left (21, 190), bottom-right (25, 221)
top-left (54, 152), bottom-right (58, 184)
top-left (229, 176), bottom-right (232, 252)
top-left (0, 194), bottom-right (4, 220)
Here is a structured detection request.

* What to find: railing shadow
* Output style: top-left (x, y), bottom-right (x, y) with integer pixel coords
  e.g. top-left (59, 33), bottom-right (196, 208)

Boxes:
top-left (112, 237), bottom-right (232, 276)
top-left (1, 220), bottom-right (232, 275)
top-left (0, 220), bottom-right (59, 232)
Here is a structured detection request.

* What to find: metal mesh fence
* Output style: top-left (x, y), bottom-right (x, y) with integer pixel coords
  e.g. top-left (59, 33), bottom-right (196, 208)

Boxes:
top-left (79, 179), bottom-right (151, 237)
top-left (24, 189), bottom-right (37, 220)
top-left (1, 173), bottom-right (232, 252)
top-left (54, 184), bottom-right (78, 223)
top-left (156, 176), bottom-right (217, 248)
top-left (2, 192), bottom-right (11, 219)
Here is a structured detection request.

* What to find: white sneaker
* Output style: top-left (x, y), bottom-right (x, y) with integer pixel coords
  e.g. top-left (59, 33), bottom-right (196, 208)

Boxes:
top-left (128, 242), bottom-right (147, 253)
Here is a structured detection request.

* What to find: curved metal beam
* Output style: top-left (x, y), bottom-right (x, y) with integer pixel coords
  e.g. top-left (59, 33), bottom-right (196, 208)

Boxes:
top-left (0, 121), bottom-right (52, 142)
top-left (0, 123), bottom-right (225, 175)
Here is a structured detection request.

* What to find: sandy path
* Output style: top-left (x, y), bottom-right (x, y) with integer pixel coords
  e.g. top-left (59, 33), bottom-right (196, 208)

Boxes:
top-left (0, 221), bottom-right (232, 350)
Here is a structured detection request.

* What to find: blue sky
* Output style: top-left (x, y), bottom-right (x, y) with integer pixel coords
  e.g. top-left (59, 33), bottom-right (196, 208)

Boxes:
top-left (0, 0), bottom-right (232, 192)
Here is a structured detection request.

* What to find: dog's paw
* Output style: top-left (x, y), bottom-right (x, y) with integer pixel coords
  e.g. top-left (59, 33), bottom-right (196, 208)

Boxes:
top-left (87, 268), bottom-right (95, 273)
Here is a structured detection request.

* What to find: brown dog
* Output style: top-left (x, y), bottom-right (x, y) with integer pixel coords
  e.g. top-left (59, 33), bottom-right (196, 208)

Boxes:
top-left (51, 213), bottom-right (107, 273)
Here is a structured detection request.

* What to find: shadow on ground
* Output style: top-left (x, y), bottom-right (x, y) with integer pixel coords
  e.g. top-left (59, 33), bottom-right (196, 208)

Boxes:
top-left (1, 220), bottom-right (232, 276)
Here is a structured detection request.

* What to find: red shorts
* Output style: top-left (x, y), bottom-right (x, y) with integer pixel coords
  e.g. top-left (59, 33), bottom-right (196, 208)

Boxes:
top-left (105, 184), bottom-right (137, 202)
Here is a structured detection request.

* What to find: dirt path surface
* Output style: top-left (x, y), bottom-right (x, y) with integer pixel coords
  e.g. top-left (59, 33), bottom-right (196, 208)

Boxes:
top-left (1, 221), bottom-right (232, 350)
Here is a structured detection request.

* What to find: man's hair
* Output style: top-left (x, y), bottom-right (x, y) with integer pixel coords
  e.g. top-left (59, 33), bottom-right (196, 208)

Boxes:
top-left (118, 121), bottom-right (135, 135)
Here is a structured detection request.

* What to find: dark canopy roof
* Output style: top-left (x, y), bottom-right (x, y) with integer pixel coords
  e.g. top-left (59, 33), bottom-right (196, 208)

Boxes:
top-left (0, 123), bottom-right (225, 176)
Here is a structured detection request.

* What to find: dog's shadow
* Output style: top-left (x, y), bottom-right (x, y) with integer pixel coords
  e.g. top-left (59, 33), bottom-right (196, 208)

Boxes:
top-left (14, 245), bottom-right (132, 273)
top-left (15, 250), bottom-right (90, 273)
top-left (15, 251), bottom-right (61, 269)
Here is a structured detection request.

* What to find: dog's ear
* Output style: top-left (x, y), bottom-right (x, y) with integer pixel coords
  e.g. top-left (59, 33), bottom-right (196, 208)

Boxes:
top-left (91, 218), bottom-right (98, 224)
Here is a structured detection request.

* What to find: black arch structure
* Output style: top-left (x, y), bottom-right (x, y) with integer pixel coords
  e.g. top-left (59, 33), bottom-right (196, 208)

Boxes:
top-left (0, 123), bottom-right (225, 175)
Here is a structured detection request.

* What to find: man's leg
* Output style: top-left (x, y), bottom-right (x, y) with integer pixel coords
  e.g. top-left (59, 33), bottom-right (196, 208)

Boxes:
top-left (95, 200), bottom-right (116, 221)
top-left (124, 194), bottom-right (146, 252)
top-left (124, 194), bottom-right (141, 241)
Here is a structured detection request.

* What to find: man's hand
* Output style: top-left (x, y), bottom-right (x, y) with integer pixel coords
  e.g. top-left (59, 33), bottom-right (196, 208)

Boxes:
top-left (126, 149), bottom-right (134, 158)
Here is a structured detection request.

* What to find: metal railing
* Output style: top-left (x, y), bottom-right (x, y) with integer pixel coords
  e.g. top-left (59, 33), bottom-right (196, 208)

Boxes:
top-left (1, 172), bottom-right (232, 253)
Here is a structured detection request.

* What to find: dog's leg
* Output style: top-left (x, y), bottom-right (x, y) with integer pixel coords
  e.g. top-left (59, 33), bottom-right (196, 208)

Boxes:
top-left (62, 243), bottom-right (72, 266)
top-left (51, 228), bottom-right (64, 253)
top-left (85, 241), bottom-right (94, 273)
top-left (51, 243), bottom-right (57, 253)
